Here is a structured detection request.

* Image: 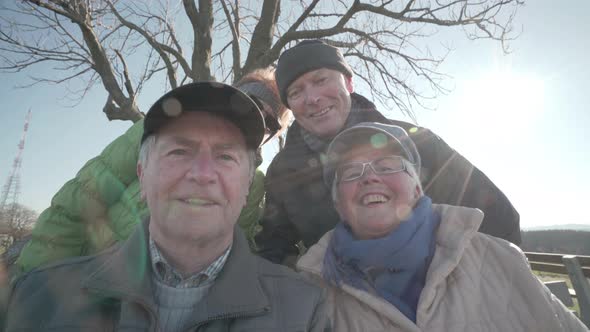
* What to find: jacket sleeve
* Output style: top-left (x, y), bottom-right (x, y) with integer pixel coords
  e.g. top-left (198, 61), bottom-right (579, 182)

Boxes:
top-left (309, 288), bottom-right (332, 332)
top-left (14, 120), bottom-right (146, 275)
top-left (236, 168), bottom-right (266, 250)
top-left (254, 161), bottom-right (301, 264)
top-left (404, 124), bottom-right (521, 244)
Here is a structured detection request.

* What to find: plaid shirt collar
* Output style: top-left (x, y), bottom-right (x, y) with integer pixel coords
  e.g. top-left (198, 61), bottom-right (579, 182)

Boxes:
top-left (149, 235), bottom-right (231, 288)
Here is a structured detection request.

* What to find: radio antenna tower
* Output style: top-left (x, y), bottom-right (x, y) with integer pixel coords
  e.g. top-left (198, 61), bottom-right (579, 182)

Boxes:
top-left (0, 109), bottom-right (32, 221)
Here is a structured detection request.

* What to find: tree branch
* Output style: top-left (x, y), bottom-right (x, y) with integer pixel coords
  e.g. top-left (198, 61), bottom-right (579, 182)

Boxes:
top-left (182, 0), bottom-right (214, 80)
top-left (241, 0), bottom-right (280, 79)
top-left (107, 0), bottom-right (180, 88)
top-left (1, 0), bottom-right (524, 122)
top-left (114, 49), bottom-right (135, 100)
top-left (220, 0), bottom-right (241, 79)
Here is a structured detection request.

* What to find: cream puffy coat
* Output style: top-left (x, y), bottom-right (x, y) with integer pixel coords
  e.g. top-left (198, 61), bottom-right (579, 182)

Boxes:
top-left (297, 204), bottom-right (587, 332)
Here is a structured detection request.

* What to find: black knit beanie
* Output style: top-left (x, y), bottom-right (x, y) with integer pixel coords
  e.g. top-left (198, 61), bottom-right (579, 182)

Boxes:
top-left (275, 40), bottom-right (353, 107)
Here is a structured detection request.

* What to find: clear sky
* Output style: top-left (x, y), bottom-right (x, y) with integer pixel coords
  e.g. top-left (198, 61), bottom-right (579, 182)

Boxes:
top-left (1, 0), bottom-right (588, 229)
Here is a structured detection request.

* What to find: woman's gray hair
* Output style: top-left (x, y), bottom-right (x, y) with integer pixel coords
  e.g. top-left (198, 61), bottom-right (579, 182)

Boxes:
top-left (331, 158), bottom-right (423, 203)
top-left (138, 134), bottom-right (257, 183)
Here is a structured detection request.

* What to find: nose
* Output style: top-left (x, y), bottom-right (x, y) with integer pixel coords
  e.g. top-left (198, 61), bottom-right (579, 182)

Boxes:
top-left (187, 153), bottom-right (216, 184)
top-left (360, 164), bottom-right (381, 184)
top-left (304, 87), bottom-right (320, 105)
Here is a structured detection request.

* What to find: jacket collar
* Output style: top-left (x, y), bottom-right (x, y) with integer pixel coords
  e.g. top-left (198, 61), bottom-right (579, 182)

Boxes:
top-left (297, 204), bottom-right (483, 274)
top-left (198, 226), bottom-right (270, 322)
top-left (83, 219), bottom-right (270, 327)
top-left (297, 204), bottom-right (483, 326)
top-left (83, 219), bottom-right (154, 307)
top-left (416, 204), bottom-right (483, 322)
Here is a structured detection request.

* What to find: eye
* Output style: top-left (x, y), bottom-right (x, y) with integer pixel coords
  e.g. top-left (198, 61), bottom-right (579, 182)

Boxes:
top-left (337, 163), bottom-right (363, 181)
top-left (287, 89), bottom-right (300, 100)
top-left (374, 157), bottom-right (404, 173)
top-left (315, 76), bottom-right (328, 84)
top-left (217, 153), bottom-right (238, 163)
top-left (168, 148), bottom-right (187, 156)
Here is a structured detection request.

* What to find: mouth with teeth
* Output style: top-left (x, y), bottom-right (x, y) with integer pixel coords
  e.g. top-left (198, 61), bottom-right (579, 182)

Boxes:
top-left (309, 106), bottom-right (332, 118)
top-left (179, 198), bottom-right (217, 207)
top-left (361, 194), bottom-right (390, 206)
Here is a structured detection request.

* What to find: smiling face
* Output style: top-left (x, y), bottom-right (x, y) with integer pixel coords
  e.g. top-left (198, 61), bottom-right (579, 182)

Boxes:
top-left (334, 144), bottom-right (422, 240)
top-left (286, 68), bottom-right (353, 138)
top-left (138, 111), bottom-right (251, 247)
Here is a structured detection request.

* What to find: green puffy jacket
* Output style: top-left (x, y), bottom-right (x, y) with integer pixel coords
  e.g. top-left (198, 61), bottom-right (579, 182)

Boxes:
top-left (15, 119), bottom-right (265, 274)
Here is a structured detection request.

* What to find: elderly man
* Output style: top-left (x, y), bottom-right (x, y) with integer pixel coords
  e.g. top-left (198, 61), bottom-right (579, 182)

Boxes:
top-left (296, 122), bottom-right (586, 331)
top-left (4, 82), bottom-right (329, 331)
top-left (255, 39), bottom-right (520, 265)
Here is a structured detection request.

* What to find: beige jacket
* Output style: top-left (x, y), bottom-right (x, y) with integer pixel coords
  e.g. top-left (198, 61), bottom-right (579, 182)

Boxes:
top-left (297, 204), bottom-right (587, 332)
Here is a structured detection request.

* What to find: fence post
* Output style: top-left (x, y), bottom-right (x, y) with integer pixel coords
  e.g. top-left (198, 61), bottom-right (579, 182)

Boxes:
top-left (563, 255), bottom-right (590, 327)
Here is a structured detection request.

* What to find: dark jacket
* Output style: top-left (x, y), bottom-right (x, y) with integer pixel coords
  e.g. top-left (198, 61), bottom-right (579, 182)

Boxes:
top-left (5, 220), bottom-right (330, 331)
top-left (255, 93), bottom-right (520, 264)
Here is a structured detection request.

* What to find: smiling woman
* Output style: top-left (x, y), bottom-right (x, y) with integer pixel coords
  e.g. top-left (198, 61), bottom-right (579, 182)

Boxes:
top-left (295, 122), bottom-right (587, 331)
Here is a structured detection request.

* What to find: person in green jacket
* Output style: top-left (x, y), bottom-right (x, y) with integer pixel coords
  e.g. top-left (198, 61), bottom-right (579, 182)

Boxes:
top-left (15, 67), bottom-right (291, 275)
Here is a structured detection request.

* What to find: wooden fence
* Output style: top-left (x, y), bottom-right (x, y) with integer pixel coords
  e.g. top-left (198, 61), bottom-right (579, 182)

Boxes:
top-left (525, 252), bottom-right (590, 327)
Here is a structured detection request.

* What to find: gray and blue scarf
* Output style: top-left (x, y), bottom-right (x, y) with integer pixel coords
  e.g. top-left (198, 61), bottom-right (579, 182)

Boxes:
top-left (322, 196), bottom-right (440, 322)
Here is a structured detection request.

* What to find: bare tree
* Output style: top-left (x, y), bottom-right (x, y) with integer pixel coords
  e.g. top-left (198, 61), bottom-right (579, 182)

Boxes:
top-left (0, 0), bottom-right (523, 121)
top-left (0, 203), bottom-right (37, 250)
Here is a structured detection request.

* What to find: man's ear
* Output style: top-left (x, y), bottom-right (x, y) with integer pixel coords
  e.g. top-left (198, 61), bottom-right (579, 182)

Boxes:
top-left (137, 163), bottom-right (146, 201)
top-left (345, 75), bottom-right (354, 93)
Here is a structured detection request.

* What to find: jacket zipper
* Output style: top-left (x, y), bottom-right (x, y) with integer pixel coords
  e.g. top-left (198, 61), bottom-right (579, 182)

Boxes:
top-left (188, 306), bottom-right (270, 331)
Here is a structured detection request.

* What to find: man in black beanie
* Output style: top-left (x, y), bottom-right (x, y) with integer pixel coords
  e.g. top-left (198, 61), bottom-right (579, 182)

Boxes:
top-left (255, 39), bottom-right (521, 265)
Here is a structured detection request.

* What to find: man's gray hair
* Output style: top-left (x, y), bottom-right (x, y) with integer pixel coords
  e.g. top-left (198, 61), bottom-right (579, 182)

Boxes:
top-left (138, 135), bottom-right (156, 168)
top-left (138, 134), bottom-right (257, 183)
top-left (331, 158), bottom-right (423, 203)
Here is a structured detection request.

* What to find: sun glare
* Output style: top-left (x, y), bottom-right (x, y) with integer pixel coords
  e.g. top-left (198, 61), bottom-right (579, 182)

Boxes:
top-left (456, 71), bottom-right (545, 142)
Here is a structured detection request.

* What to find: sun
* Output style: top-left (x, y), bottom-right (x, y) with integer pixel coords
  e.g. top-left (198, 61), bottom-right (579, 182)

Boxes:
top-left (455, 71), bottom-right (545, 143)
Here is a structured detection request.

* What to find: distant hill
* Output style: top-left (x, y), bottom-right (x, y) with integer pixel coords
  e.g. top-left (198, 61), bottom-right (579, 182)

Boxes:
top-left (522, 224), bottom-right (590, 232)
top-left (521, 229), bottom-right (590, 255)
